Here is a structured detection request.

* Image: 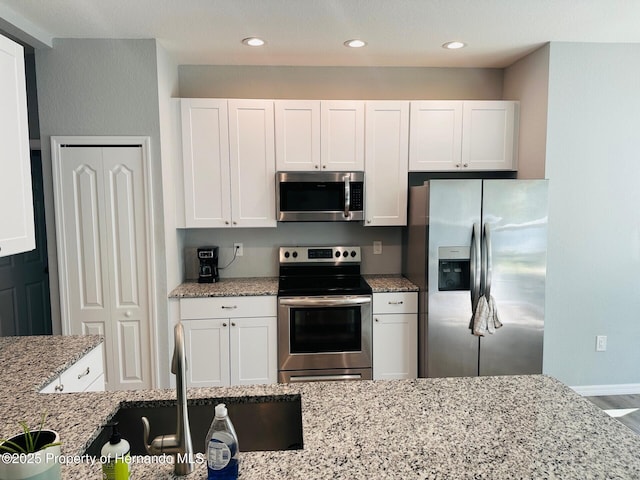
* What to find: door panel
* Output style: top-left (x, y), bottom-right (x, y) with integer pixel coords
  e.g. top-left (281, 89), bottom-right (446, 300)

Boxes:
top-left (118, 320), bottom-right (144, 383)
top-left (427, 180), bottom-right (482, 377)
top-left (479, 180), bottom-right (548, 375)
top-left (56, 143), bottom-right (152, 390)
top-left (60, 148), bottom-right (108, 326)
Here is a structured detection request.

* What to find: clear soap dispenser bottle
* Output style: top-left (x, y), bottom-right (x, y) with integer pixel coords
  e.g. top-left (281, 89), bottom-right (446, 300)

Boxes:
top-left (205, 403), bottom-right (239, 480)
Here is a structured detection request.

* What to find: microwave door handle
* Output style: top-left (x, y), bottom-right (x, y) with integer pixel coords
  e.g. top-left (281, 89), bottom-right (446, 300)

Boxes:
top-left (343, 174), bottom-right (350, 219)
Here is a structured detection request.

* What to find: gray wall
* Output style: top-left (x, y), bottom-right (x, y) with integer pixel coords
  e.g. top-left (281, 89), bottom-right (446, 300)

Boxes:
top-left (543, 43), bottom-right (640, 387)
top-left (178, 65), bottom-right (504, 100)
top-left (35, 39), bottom-right (167, 347)
top-left (177, 65), bottom-right (505, 279)
top-left (503, 44), bottom-right (549, 180)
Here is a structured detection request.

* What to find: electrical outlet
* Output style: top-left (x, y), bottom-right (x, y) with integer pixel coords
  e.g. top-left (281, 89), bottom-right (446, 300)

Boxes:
top-left (596, 335), bottom-right (607, 352)
top-left (233, 243), bottom-right (243, 257)
top-left (373, 241), bottom-right (382, 255)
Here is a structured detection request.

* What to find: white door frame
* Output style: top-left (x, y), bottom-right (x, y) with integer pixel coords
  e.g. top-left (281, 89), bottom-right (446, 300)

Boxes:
top-left (50, 135), bottom-right (157, 388)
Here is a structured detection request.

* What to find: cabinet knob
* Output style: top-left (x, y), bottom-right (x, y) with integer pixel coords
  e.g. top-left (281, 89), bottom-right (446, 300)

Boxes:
top-left (367, 220), bottom-right (372, 224)
top-left (456, 164), bottom-right (461, 168)
top-left (322, 165), bottom-right (326, 169)
top-left (375, 318), bottom-right (379, 322)
top-left (125, 310), bottom-right (132, 318)
top-left (222, 322), bottom-right (227, 327)
top-left (233, 221), bottom-right (237, 225)
top-left (231, 322), bottom-right (236, 327)
top-left (463, 163), bottom-right (469, 168)
top-left (314, 165), bottom-right (319, 169)
top-left (225, 221), bottom-right (230, 225)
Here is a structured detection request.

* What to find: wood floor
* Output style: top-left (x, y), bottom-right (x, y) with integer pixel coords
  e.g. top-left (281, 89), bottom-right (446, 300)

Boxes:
top-left (586, 394), bottom-right (640, 435)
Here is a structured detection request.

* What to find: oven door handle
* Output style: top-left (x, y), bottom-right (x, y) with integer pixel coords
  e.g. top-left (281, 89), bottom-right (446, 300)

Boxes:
top-left (278, 296), bottom-right (372, 307)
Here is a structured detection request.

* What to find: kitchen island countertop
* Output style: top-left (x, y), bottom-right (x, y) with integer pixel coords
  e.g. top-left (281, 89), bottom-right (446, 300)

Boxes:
top-left (2, 336), bottom-right (640, 479)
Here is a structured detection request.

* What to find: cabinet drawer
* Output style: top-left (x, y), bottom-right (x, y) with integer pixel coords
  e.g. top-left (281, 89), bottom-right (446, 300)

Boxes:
top-left (180, 296), bottom-right (277, 319)
top-left (373, 292), bottom-right (418, 314)
top-left (58, 344), bottom-right (104, 393)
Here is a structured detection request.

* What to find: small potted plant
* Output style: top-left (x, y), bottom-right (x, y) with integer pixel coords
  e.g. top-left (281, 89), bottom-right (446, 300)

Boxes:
top-left (0, 413), bottom-right (61, 480)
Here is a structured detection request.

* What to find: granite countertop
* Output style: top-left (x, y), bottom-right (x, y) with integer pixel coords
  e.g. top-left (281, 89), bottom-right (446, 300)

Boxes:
top-left (2, 336), bottom-right (640, 479)
top-left (169, 275), bottom-right (417, 298)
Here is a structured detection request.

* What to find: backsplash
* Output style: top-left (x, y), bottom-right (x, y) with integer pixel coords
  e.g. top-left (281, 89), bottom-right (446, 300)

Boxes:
top-left (182, 222), bottom-right (402, 280)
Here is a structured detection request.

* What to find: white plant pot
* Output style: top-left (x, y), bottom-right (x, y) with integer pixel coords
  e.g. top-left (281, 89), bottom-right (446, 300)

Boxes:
top-left (0, 430), bottom-right (61, 480)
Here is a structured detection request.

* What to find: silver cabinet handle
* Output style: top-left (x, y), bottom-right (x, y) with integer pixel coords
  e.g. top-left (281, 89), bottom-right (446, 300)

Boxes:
top-left (387, 301), bottom-right (404, 305)
top-left (55, 384), bottom-right (64, 392)
top-left (77, 367), bottom-right (90, 379)
top-left (221, 305), bottom-right (237, 310)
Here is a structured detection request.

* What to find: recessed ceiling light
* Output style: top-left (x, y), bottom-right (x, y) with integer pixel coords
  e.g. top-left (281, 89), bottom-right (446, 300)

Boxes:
top-left (344, 39), bottom-right (367, 48)
top-left (242, 37), bottom-right (265, 47)
top-left (442, 41), bottom-right (466, 50)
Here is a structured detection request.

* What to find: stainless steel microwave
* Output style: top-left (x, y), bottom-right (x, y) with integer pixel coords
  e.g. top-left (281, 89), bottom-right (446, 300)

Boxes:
top-left (276, 171), bottom-right (365, 222)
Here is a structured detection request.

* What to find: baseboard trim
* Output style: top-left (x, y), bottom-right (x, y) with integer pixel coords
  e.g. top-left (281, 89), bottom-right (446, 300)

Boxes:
top-left (571, 383), bottom-right (640, 397)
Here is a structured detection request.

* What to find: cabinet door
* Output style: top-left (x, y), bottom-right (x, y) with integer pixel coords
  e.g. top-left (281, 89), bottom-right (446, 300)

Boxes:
top-left (0, 34), bottom-right (35, 257)
top-left (228, 100), bottom-right (277, 227)
top-left (182, 319), bottom-right (231, 387)
top-left (181, 99), bottom-right (231, 227)
top-left (462, 101), bottom-right (517, 171)
top-left (230, 316), bottom-right (277, 385)
top-left (373, 313), bottom-right (417, 380)
top-left (365, 101), bottom-right (409, 226)
top-left (320, 101), bottom-right (365, 171)
top-left (275, 100), bottom-right (321, 171)
top-left (409, 101), bottom-right (463, 171)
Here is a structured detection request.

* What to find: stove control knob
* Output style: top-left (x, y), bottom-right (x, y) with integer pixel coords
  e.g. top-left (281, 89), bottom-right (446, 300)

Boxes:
top-left (343, 251), bottom-right (348, 257)
top-left (292, 251), bottom-right (298, 258)
top-left (335, 251), bottom-right (340, 258)
top-left (284, 251), bottom-right (290, 258)
top-left (350, 250), bottom-right (356, 257)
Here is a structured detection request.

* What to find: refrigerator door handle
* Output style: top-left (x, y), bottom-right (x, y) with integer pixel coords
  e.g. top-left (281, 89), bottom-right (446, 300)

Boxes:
top-left (470, 223), bottom-right (481, 312)
top-left (482, 223), bottom-right (493, 299)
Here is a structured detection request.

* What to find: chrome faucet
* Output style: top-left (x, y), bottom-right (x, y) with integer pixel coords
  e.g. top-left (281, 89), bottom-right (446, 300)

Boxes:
top-left (142, 322), bottom-right (194, 475)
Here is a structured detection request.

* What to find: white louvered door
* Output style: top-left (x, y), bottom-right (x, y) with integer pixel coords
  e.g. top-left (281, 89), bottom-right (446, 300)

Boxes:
top-left (54, 143), bottom-right (152, 391)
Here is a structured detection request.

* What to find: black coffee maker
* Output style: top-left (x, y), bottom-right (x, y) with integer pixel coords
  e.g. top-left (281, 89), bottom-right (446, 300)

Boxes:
top-left (198, 246), bottom-right (219, 283)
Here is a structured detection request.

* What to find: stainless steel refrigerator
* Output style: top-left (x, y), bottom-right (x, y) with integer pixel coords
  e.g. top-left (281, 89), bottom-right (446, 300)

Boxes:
top-left (404, 179), bottom-right (548, 377)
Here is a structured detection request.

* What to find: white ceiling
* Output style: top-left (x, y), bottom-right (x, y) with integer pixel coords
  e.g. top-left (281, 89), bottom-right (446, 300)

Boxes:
top-left (1, 0), bottom-right (640, 68)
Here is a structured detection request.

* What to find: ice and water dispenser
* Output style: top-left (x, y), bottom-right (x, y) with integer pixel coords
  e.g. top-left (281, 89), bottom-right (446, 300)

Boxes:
top-left (437, 246), bottom-right (471, 291)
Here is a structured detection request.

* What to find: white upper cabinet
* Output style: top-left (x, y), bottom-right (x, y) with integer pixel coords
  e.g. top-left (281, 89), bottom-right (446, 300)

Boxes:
top-left (461, 101), bottom-right (517, 171)
top-left (364, 101), bottom-right (409, 226)
top-left (409, 100), bottom-right (518, 172)
top-left (228, 99), bottom-right (277, 227)
top-left (0, 34), bottom-right (35, 257)
top-left (275, 100), bottom-right (365, 171)
top-left (409, 101), bottom-right (463, 171)
top-left (180, 98), bottom-right (276, 228)
top-left (321, 101), bottom-right (365, 171)
top-left (181, 99), bottom-right (231, 228)
top-left (275, 100), bottom-right (321, 171)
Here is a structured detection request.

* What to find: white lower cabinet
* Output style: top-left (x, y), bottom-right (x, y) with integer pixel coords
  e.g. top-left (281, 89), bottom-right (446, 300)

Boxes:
top-left (179, 296), bottom-right (278, 387)
top-left (39, 343), bottom-right (105, 393)
top-left (372, 292), bottom-right (418, 380)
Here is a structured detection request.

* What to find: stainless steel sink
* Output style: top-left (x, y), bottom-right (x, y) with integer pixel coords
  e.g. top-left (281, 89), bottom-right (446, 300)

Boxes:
top-left (85, 394), bottom-right (303, 456)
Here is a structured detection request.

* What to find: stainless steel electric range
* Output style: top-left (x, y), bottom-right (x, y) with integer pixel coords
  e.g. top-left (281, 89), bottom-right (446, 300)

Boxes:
top-left (277, 245), bottom-right (373, 382)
